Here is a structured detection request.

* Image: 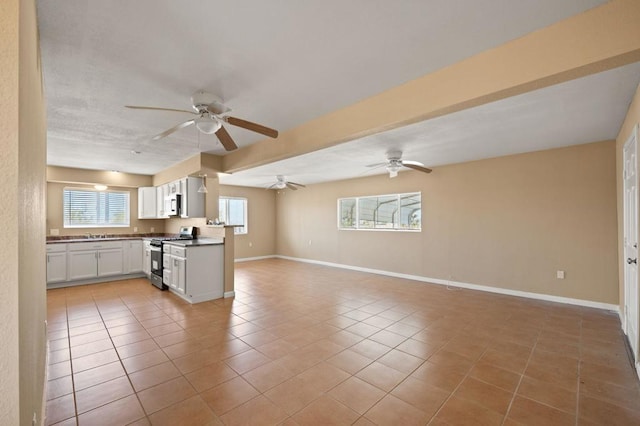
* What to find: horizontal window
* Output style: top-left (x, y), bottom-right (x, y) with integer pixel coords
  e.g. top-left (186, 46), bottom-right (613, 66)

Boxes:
top-left (63, 188), bottom-right (130, 228)
top-left (338, 192), bottom-right (421, 231)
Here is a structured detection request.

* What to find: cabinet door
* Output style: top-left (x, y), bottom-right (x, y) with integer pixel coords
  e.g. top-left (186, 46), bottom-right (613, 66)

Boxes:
top-left (97, 248), bottom-right (124, 277)
top-left (180, 178), bottom-right (188, 218)
top-left (143, 247), bottom-right (151, 276)
top-left (68, 251), bottom-right (98, 280)
top-left (46, 252), bottom-right (67, 283)
top-left (163, 267), bottom-right (173, 288)
top-left (156, 185), bottom-right (169, 218)
top-left (138, 187), bottom-right (157, 219)
top-left (174, 256), bottom-right (186, 294)
top-left (126, 241), bottom-right (143, 273)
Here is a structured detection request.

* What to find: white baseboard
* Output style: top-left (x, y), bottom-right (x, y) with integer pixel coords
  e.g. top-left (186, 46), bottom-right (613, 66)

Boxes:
top-left (275, 255), bottom-right (619, 312)
top-left (224, 291), bottom-right (235, 298)
top-left (235, 255), bottom-right (277, 263)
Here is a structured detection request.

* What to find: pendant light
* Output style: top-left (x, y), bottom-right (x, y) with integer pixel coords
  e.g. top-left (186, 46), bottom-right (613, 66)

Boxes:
top-left (197, 174), bottom-right (208, 194)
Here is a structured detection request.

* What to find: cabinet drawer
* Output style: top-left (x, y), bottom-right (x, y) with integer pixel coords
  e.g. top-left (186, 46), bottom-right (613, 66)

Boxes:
top-left (46, 243), bottom-right (67, 253)
top-left (170, 246), bottom-right (186, 257)
top-left (68, 241), bottom-right (123, 251)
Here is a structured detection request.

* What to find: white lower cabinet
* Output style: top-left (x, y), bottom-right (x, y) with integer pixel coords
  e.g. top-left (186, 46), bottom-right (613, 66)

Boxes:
top-left (54, 240), bottom-right (136, 284)
top-left (162, 242), bottom-right (223, 303)
top-left (68, 250), bottom-right (100, 280)
top-left (68, 243), bottom-right (124, 280)
top-left (97, 248), bottom-right (124, 277)
top-left (142, 240), bottom-right (151, 276)
top-left (46, 244), bottom-right (68, 283)
top-left (123, 240), bottom-right (143, 274)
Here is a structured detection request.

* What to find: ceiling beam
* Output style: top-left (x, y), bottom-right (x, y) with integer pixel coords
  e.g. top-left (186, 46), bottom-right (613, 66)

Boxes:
top-left (222, 0), bottom-right (640, 174)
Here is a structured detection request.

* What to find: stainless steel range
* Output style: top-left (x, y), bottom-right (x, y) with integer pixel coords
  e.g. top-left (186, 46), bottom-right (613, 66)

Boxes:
top-left (149, 226), bottom-right (196, 289)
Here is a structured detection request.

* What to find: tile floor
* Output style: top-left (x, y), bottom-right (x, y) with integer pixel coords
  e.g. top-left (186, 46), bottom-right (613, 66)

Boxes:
top-left (45, 258), bottom-right (640, 425)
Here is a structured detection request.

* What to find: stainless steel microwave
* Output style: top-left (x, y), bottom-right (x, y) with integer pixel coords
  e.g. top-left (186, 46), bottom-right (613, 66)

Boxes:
top-left (164, 193), bottom-right (181, 216)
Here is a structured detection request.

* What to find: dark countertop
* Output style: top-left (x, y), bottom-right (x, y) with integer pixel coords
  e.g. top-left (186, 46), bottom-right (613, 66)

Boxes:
top-left (163, 238), bottom-right (224, 247)
top-left (46, 236), bottom-right (145, 244)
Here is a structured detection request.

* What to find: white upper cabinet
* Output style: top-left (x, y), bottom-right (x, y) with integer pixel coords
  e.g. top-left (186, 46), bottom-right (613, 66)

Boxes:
top-left (180, 177), bottom-right (205, 218)
top-left (138, 187), bottom-right (157, 219)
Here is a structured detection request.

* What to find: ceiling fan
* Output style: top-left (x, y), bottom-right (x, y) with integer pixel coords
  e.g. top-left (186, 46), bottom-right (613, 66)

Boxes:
top-left (125, 91), bottom-right (278, 151)
top-left (368, 150), bottom-right (432, 178)
top-left (267, 175), bottom-right (306, 190)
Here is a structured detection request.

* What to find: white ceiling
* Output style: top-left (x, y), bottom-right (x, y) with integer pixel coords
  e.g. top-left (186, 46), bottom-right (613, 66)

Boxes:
top-left (220, 63), bottom-right (640, 188)
top-left (39, 0), bottom-right (626, 182)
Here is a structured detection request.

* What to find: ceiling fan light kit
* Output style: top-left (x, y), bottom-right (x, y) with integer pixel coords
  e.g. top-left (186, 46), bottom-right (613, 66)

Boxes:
top-left (368, 151), bottom-right (433, 178)
top-left (268, 175), bottom-right (306, 190)
top-left (125, 90), bottom-right (278, 152)
top-left (195, 115), bottom-right (221, 134)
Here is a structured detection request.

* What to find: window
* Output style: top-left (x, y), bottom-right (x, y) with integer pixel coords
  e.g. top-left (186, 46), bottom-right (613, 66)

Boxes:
top-left (338, 192), bottom-right (421, 231)
top-left (63, 188), bottom-right (130, 228)
top-left (219, 197), bottom-right (248, 234)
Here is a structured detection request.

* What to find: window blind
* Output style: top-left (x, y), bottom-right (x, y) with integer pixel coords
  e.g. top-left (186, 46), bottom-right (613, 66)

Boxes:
top-left (63, 188), bottom-right (130, 227)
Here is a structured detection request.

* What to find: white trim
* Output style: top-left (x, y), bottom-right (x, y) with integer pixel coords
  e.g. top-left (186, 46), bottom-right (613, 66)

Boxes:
top-left (42, 321), bottom-right (49, 426)
top-left (235, 255), bottom-right (277, 263)
top-left (275, 255), bottom-right (619, 312)
top-left (224, 291), bottom-right (235, 298)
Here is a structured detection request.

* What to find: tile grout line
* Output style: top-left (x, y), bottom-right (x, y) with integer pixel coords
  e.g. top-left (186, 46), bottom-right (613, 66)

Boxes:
top-left (425, 342), bottom-right (492, 425)
top-left (64, 291), bottom-right (80, 425)
top-left (500, 326), bottom-right (542, 425)
top-left (103, 292), bottom-right (152, 424)
top-left (70, 290), bottom-right (153, 423)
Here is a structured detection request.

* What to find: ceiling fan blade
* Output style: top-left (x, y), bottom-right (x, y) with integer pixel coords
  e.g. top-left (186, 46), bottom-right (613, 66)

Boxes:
top-left (225, 116), bottom-right (278, 138)
top-left (288, 181), bottom-right (306, 188)
top-left (215, 126), bottom-right (239, 151)
top-left (126, 105), bottom-right (196, 115)
top-left (403, 162), bottom-right (432, 174)
top-left (267, 183), bottom-right (278, 190)
top-left (285, 183), bottom-right (299, 190)
top-left (151, 119), bottom-right (195, 141)
top-left (366, 162), bottom-right (387, 168)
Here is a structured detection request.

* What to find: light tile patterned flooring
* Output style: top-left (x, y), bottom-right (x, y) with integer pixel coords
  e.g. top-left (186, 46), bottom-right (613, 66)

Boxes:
top-left (46, 258), bottom-right (640, 425)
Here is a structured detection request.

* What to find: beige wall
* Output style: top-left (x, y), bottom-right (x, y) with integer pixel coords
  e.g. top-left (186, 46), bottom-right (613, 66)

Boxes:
top-left (165, 184), bottom-right (277, 260)
top-left (220, 185), bottom-right (276, 259)
top-left (1, 0), bottom-right (47, 423)
top-left (616, 83), bottom-right (640, 317)
top-left (48, 166), bottom-right (153, 188)
top-left (47, 182), bottom-right (165, 236)
top-left (0, 0), bottom-right (21, 422)
top-left (277, 141), bottom-right (618, 304)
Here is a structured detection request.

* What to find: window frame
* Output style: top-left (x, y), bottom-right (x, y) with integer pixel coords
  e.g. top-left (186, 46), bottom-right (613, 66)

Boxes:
top-left (63, 187), bottom-right (131, 228)
top-left (218, 196), bottom-right (248, 235)
top-left (337, 192), bottom-right (421, 232)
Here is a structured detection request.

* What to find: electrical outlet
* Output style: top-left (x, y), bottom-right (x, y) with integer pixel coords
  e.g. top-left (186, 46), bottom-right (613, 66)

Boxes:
top-left (557, 270), bottom-right (565, 279)
top-left (32, 412), bottom-right (36, 425)
top-left (133, 227), bottom-right (138, 232)
top-left (249, 242), bottom-right (253, 247)
top-left (308, 240), bottom-right (312, 245)
top-left (150, 227), bottom-right (155, 233)
top-left (50, 228), bottom-right (59, 236)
